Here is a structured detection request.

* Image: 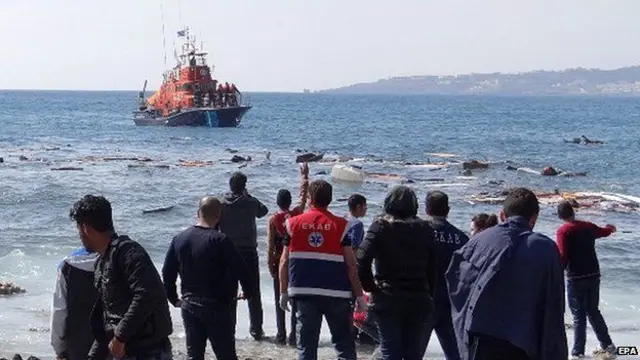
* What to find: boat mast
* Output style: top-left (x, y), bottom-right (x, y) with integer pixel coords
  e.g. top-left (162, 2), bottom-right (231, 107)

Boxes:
top-left (159, 1), bottom-right (168, 68)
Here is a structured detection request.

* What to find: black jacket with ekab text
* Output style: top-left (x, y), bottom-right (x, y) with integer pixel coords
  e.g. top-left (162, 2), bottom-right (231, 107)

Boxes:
top-left (88, 234), bottom-right (173, 359)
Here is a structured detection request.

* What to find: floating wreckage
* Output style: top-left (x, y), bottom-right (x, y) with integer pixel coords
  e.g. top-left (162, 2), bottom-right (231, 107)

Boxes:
top-left (462, 160), bottom-right (489, 170)
top-left (142, 205), bottom-right (175, 214)
top-left (426, 152), bottom-right (459, 158)
top-left (0, 282), bottom-right (26, 295)
top-left (331, 164), bottom-right (366, 183)
top-left (51, 166), bottom-right (83, 171)
top-left (296, 152), bottom-right (324, 163)
top-left (564, 135), bottom-right (604, 145)
top-left (178, 159), bottom-right (214, 167)
top-left (469, 191), bottom-right (640, 213)
top-left (508, 166), bottom-right (587, 177)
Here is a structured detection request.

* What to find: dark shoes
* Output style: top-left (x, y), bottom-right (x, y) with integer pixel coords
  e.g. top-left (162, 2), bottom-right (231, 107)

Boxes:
top-left (274, 332), bottom-right (296, 347)
top-left (250, 329), bottom-right (265, 341)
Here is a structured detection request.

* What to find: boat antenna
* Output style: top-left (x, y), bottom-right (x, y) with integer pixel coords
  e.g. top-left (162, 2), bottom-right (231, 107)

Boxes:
top-left (159, 1), bottom-right (168, 68)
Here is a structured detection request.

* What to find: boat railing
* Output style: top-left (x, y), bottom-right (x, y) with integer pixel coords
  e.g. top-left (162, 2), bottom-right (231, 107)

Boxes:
top-left (240, 93), bottom-right (251, 106)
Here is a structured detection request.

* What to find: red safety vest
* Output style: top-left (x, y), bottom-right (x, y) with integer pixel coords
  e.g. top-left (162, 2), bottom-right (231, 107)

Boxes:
top-left (285, 207), bottom-right (351, 298)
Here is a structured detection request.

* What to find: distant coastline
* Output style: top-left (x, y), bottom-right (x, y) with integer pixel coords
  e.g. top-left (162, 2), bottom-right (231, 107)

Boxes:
top-left (320, 65), bottom-right (640, 96)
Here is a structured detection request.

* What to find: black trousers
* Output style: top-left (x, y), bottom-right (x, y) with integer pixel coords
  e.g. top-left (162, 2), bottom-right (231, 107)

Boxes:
top-left (273, 260), bottom-right (297, 343)
top-left (231, 248), bottom-right (263, 335)
top-left (469, 333), bottom-right (531, 360)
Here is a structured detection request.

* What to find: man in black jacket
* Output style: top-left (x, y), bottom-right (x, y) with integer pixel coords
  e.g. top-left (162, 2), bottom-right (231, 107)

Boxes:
top-left (163, 196), bottom-right (255, 360)
top-left (218, 172), bottom-right (269, 340)
top-left (356, 186), bottom-right (438, 359)
top-left (424, 190), bottom-right (469, 360)
top-left (69, 195), bottom-right (173, 359)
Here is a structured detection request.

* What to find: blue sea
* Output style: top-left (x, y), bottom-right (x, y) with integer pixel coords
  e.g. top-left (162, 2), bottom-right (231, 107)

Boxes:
top-left (1, 91), bottom-right (639, 358)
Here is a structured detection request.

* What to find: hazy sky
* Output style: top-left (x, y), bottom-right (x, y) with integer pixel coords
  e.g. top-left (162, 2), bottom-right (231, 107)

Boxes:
top-left (1, 0), bottom-right (638, 92)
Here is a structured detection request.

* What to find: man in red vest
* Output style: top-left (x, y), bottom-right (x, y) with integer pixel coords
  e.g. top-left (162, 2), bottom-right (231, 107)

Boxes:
top-left (279, 180), bottom-right (365, 360)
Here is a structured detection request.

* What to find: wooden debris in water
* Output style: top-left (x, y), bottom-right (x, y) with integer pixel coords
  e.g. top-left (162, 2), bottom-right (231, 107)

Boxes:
top-left (142, 205), bottom-right (175, 214)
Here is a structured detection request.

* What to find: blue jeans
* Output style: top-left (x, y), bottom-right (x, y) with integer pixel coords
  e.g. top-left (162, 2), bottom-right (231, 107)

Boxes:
top-left (182, 301), bottom-right (238, 360)
top-left (373, 311), bottom-right (429, 360)
top-left (424, 301), bottom-right (460, 360)
top-left (295, 296), bottom-right (356, 360)
top-left (567, 277), bottom-right (613, 356)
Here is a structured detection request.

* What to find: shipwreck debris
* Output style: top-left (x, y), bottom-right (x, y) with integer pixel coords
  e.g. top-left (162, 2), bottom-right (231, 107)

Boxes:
top-left (0, 282), bottom-right (26, 295)
top-left (142, 205), bottom-right (175, 214)
top-left (51, 167), bottom-right (83, 171)
top-left (462, 160), bottom-right (489, 170)
top-left (296, 153), bottom-right (324, 163)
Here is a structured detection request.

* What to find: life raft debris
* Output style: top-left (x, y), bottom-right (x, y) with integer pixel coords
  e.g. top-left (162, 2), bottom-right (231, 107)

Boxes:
top-left (142, 205), bottom-right (175, 214)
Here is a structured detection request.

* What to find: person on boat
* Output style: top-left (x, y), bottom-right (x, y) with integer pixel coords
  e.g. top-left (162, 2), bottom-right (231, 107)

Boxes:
top-left (69, 195), bottom-right (173, 359)
top-left (218, 83), bottom-right (228, 107)
top-left (345, 194), bottom-right (367, 249)
top-left (356, 185), bottom-right (437, 359)
top-left (267, 163), bottom-right (309, 346)
top-left (470, 213), bottom-right (499, 236)
top-left (50, 248), bottom-right (99, 360)
top-left (446, 188), bottom-right (567, 360)
top-left (424, 190), bottom-right (469, 360)
top-left (162, 196), bottom-right (255, 360)
top-left (218, 172), bottom-right (269, 340)
top-left (556, 201), bottom-right (617, 359)
top-left (279, 179), bottom-right (365, 360)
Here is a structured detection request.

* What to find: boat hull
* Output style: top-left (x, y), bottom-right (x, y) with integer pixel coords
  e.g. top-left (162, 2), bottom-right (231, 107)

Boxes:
top-left (133, 106), bottom-right (251, 127)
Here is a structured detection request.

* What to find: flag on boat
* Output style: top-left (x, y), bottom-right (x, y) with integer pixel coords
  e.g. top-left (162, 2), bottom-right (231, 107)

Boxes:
top-left (177, 29), bottom-right (186, 37)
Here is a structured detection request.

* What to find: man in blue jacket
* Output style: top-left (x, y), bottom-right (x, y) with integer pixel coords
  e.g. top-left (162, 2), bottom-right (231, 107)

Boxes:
top-left (424, 190), bottom-right (469, 360)
top-left (446, 187), bottom-right (567, 360)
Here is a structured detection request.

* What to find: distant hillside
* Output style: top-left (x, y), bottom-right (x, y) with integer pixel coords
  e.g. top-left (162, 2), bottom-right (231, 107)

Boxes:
top-left (320, 66), bottom-right (640, 95)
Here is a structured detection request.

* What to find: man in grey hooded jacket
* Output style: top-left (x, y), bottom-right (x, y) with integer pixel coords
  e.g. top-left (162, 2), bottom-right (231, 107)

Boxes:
top-left (50, 247), bottom-right (99, 360)
top-left (218, 171), bottom-right (269, 340)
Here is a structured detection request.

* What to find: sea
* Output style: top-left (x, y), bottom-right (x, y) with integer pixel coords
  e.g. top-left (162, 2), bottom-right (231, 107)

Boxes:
top-left (1, 90), bottom-right (639, 359)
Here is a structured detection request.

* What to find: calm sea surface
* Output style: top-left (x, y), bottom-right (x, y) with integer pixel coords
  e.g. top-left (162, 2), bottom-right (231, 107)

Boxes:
top-left (1, 91), bottom-right (639, 358)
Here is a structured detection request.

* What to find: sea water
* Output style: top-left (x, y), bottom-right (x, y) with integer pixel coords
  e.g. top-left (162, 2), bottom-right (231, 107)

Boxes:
top-left (1, 91), bottom-right (639, 358)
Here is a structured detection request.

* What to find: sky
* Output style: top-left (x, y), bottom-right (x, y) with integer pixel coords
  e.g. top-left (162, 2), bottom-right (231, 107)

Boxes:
top-left (0, 0), bottom-right (639, 92)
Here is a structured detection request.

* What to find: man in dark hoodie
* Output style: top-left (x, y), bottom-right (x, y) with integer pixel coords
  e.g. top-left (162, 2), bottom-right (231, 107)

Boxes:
top-left (356, 186), bottom-right (438, 359)
top-left (424, 190), bottom-right (469, 360)
top-left (219, 172), bottom-right (269, 340)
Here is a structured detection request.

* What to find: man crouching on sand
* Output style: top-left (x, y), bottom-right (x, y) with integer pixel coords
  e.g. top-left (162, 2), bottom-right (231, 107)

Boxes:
top-left (69, 195), bottom-right (173, 359)
top-left (446, 188), bottom-right (567, 360)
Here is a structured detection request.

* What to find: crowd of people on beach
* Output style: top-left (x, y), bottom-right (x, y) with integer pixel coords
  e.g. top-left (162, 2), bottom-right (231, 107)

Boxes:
top-left (48, 162), bottom-right (620, 360)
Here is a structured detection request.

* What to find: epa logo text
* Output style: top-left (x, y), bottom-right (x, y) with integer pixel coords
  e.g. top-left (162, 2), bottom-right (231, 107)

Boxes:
top-left (616, 346), bottom-right (638, 356)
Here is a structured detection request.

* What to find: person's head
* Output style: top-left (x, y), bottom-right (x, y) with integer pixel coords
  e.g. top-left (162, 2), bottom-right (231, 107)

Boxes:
top-left (308, 180), bottom-right (333, 208)
top-left (348, 194), bottom-right (367, 218)
top-left (229, 172), bottom-right (247, 194)
top-left (426, 190), bottom-right (450, 217)
top-left (501, 187), bottom-right (540, 229)
top-left (383, 186), bottom-right (418, 220)
top-left (470, 213), bottom-right (499, 236)
top-left (69, 195), bottom-right (115, 253)
top-left (276, 189), bottom-right (292, 210)
top-left (557, 200), bottom-right (576, 222)
top-left (198, 196), bottom-right (222, 227)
